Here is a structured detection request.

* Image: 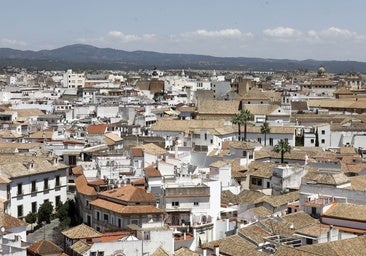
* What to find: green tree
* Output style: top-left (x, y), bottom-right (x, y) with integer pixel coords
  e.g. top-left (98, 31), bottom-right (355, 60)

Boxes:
top-left (37, 201), bottom-right (53, 225)
top-left (25, 211), bottom-right (37, 230)
top-left (55, 200), bottom-right (81, 228)
top-left (273, 139), bottom-right (291, 164)
top-left (260, 121), bottom-right (271, 146)
top-left (232, 112), bottom-right (243, 141)
top-left (241, 109), bottom-right (253, 141)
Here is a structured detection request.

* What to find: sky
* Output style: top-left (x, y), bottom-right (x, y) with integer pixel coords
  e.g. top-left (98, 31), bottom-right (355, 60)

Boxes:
top-left (2, 0), bottom-right (366, 61)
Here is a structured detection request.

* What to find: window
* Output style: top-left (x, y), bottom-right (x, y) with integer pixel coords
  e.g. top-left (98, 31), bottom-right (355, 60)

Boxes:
top-left (194, 202), bottom-right (199, 206)
top-left (44, 178), bottom-right (49, 190)
top-left (118, 218), bottom-right (122, 228)
top-left (55, 176), bottom-right (60, 187)
top-left (55, 196), bottom-right (61, 207)
top-left (310, 139), bottom-right (314, 144)
top-left (251, 178), bottom-right (262, 187)
top-left (31, 180), bottom-right (37, 192)
top-left (17, 183), bottom-right (23, 195)
top-left (321, 130), bottom-right (325, 135)
top-left (32, 202), bottom-right (37, 213)
top-left (210, 139), bottom-right (213, 144)
top-left (242, 151), bottom-right (247, 157)
top-left (269, 138), bottom-right (273, 146)
top-left (103, 214), bottom-right (109, 223)
top-left (96, 211), bottom-right (100, 221)
top-left (17, 205), bottom-right (23, 218)
top-left (306, 238), bottom-right (313, 245)
top-left (258, 138), bottom-right (262, 143)
top-left (172, 201), bottom-right (179, 207)
top-left (204, 134), bottom-right (207, 140)
top-left (321, 139), bottom-right (325, 144)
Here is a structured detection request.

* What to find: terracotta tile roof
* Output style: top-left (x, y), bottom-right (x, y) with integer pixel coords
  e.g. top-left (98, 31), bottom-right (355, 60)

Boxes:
top-left (221, 190), bottom-right (266, 206)
top-left (62, 223), bottom-right (102, 239)
top-left (174, 247), bottom-right (199, 256)
top-left (69, 240), bottom-right (91, 255)
top-left (90, 198), bottom-right (163, 215)
top-left (323, 202), bottom-right (366, 222)
top-left (229, 141), bottom-right (256, 150)
top-left (74, 175), bottom-right (97, 196)
top-left (238, 224), bottom-right (271, 244)
top-left (0, 212), bottom-right (27, 229)
top-left (151, 246), bottom-right (170, 256)
top-left (98, 231), bottom-right (129, 242)
top-left (281, 211), bottom-right (318, 230)
top-left (263, 191), bottom-right (299, 208)
top-left (205, 234), bottom-right (266, 256)
top-left (27, 239), bottom-right (63, 255)
top-left (87, 124), bottom-right (108, 134)
top-left (144, 165), bottom-right (162, 177)
top-left (348, 175), bottom-right (366, 191)
top-left (243, 104), bottom-right (279, 115)
top-left (15, 108), bottom-right (45, 118)
top-left (246, 206), bottom-right (272, 218)
top-left (137, 143), bottom-right (167, 156)
top-left (295, 223), bottom-right (330, 238)
top-left (98, 185), bottom-right (156, 203)
top-left (283, 236), bottom-right (366, 256)
top-left (0, 154), bottom-right (67, 178)
top-left (0, 175), bottom-right (11, 184)
top-left (28, 130), bottom-right (54, 140)
top-left (339, 147), bottom-right (357, 155)
top-left (304, 170), bottom-right (349, 186)
top-left (130, 147), bottom-right (144, 157)
top-left (209, 160), bottom-right (229, 168)
top-left (241, 89), bottom-right (270, 100)
top-left (197, 100), bottom-right (240, 115)
top-left (105, 132), bottom-right (123, 142)
top-left (72, 165), bottom-right (84, 176)
top-left (88, 179), bottom-right (107, 186)
top-left (247, 161), bottom-right (276, 179)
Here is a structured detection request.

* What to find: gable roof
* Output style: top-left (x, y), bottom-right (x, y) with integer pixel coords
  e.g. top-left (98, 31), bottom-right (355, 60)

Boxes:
top-left (0, 211), bottom-right (27, 229)
top-left (144, 165), bottom-right (162, 177)
top-left (62, 223), bottom-right (102, 239)
top-left (70, 240), bottom-right (91, 255)
top-left (87, 124), bottom-right (108, 135)
top-left (197, 100), bottom-right (240, 115)
top-left (137, 143), bottom-right (167, 156)
top-left (98, 185), bottom-right (156, 203)
top-left (323, 202), bottom-right (366, 222)
top-left (74, 175), bottom-right (97, 196)
top-left (28, 239), bottom-right (63, 255)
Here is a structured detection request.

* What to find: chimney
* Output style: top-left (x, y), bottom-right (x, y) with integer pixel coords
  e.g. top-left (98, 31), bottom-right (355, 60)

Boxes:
top-left (27, 160), bottom-right (34, 170)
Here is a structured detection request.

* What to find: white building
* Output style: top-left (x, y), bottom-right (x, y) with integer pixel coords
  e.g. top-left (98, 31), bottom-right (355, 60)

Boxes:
top-left (0, 153), bottom-right (68, 219)
top-left (63, 69), bottom-right (85, 88)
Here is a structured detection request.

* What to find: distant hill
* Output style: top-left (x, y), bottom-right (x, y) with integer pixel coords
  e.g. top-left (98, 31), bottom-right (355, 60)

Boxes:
top-left (0, 44), bottom-right (365, 73)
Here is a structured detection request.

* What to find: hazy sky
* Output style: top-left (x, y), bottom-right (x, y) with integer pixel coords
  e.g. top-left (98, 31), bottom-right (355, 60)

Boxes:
top-left (2, 0), bottom-right (366, 61)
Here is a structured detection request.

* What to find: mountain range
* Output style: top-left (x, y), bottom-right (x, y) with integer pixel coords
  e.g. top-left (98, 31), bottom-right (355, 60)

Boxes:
top-left (0, 44), bottom-right (365, 73)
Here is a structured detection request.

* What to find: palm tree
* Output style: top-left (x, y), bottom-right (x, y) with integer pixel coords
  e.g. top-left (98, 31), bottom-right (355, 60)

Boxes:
top-left (260, 121), bottom-right (271, 146)
top-left (273, 139), bottom-right (291, 164)
top-left (241, 109), bottom-right (253, 141)
top-left (232, 112), bottom-right (243, 141)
